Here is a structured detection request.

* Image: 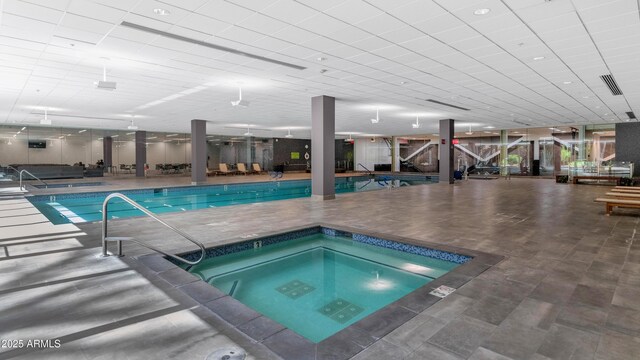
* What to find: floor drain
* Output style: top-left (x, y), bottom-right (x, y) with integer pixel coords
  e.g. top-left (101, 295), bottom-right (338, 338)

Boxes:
top-left (205, 348), bottom-right (246, 360)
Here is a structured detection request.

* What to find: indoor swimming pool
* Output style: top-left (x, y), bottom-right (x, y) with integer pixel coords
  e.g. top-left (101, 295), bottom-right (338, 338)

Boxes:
top-left (29, 175), bottom-right (436, 224)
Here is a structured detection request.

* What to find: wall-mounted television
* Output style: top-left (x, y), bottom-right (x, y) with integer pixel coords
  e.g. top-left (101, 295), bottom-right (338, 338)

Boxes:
top-left (28, 141), bottom-right (46, 149)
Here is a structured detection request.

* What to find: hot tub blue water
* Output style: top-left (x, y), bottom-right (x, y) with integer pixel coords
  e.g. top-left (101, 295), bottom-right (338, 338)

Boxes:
top-left (29, 175), bottom-right (435, 224)
top-left (186, 232), bottom-right (461, 342)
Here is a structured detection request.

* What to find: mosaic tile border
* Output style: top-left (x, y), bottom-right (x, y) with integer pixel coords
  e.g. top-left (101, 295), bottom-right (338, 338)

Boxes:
top-left (170, 226), bottom-right (471, 265)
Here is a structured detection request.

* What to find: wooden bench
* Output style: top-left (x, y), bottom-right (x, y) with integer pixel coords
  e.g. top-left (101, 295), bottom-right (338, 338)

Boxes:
top-left (605, 192), bottom-right (640, 199)
top-left (594, 197), bottom-right (640, 215)
top-left (610, 188), bottom-right (640, 193)
top-left (573, 176), bottom-right (620, 185)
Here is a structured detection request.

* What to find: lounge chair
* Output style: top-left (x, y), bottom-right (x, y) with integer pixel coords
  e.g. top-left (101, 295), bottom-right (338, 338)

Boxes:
top-left (236, 163), bottom-right (250, 175)
top-left (252, 163), bottom-right (265, 174)
top-left (218, 163), bottom-right (236, 176)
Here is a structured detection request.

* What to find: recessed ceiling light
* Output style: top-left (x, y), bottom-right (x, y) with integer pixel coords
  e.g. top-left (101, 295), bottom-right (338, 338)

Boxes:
top-left (317, 57), bottom-right (326, 61)
top-left (483, 126), bottom-right (495, 129)
top-left (400, 81), bottom-right (408, 85)
top-left (474, 8), bottom-right (491, 15)
top-left (153, 8), bottom-right (170, 16)
top-left (582, 96), bottom-right (589, 99)
top-left (533, 56), bottom-right (545, 61)
top-left (563, 81), bottom-right (572, 84)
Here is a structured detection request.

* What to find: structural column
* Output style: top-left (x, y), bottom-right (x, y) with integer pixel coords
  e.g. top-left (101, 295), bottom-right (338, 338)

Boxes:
top-left (135, 131), bottom-right (146, 177)
top-left (246, 136), bottom-right (253, 168)
top-left (615, 122), bottom-right (640, 176)
top-left (311, 95), bottom-right (335, 200)
top-left (577, 125), bottom-right (586, 160)
top-left (391, 136), bottom-right (400, 172)
top-left (500, 129), bottom-right (508, 176)
top-left (439, 119), bottom-right (454, 184)
top-left (103, 136), bottom-right (113, 170)
top-left (191, 119), bottom-right (207, 184)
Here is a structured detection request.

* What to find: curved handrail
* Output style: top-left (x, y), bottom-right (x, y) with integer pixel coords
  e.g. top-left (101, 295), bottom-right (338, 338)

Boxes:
top-left (19, 169), bottom-right (48, 190)
top-left (101, 193), bottom-right (205, 265)
top-left (357, 163), bottom-right (372, 175)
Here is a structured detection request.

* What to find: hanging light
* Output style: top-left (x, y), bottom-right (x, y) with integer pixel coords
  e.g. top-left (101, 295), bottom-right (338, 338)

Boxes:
top-left (285, 128), bottom-right (293, 138)
top-left (465, 126), bottom-right (473, 135)
top-left (412, 116), bottom-right (420, 129)
top-left (40, 109), bottom-right (52, 125)
top-left (371, 108), bottom-right (380, 124)
top-left (231, 87), bottom-right (250, 107)
top-left (127, 117), bottom-right (138, 130)
top-left (243, 125), bottom-right (253, 136)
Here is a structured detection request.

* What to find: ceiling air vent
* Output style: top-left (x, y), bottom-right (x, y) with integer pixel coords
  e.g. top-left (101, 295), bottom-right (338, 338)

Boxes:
top-left (600, 74), bottom-right (623, 95)
top-left (425, 99), bottom-right (470, 111)
top-left (626, 111), bottom-right (636, 120)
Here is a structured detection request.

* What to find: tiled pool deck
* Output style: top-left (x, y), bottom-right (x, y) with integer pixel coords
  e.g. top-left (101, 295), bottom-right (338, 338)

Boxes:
top-left (1, 177), bottom-right (640, 359)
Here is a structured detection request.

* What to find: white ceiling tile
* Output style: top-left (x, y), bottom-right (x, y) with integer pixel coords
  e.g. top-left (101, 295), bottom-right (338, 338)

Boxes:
top-left (324, 0), bottom-right (383, 24)
top-left (354, 14), bottom-right (408, 35)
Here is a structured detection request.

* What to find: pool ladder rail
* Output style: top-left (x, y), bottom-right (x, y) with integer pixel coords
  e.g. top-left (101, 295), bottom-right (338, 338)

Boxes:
top-left (101, 193), bottom-right (205, 265)
top-left (6, 166), bottom-right (48, 190)
top-left (357, 163), bottom-right (373, 176)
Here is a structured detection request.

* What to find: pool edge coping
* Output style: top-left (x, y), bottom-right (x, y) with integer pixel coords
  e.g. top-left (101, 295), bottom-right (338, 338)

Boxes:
top-left (134, 223), bottom-right (504, 360)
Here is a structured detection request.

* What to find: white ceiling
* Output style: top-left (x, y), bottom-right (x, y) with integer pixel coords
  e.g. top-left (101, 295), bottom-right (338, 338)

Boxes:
top-left (0, 0), bottom-right (638, 138)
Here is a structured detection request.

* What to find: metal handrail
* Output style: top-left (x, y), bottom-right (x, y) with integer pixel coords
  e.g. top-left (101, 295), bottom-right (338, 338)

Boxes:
top-left (357, 163), bottom-right (372, 175)
top-left (19, 169), bottom-right (48, 190)
top-left (5, 165), bottom-right (19, 180)
top-left (101, 193), bottom-right (205, 265)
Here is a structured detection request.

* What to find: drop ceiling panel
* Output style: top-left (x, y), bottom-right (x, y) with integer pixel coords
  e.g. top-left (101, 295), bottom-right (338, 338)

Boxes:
top-left (1, 0), bottom-right (639, 134)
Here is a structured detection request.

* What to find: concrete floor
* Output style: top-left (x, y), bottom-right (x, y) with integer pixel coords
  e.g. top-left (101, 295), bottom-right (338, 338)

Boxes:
top-left (1, 177), bottom-right (639, 359)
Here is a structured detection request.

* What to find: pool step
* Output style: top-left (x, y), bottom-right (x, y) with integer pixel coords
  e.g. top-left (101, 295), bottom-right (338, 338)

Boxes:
top-left (104, 236), bottom-right (134, 242)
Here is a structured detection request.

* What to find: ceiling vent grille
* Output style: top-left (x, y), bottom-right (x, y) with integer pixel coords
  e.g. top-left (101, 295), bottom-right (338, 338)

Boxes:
top-left (600, 74), bottom-right (623, 95)
top-left (425, 99), bottom-right (470, 111)
top-left (626, 111), bottom-right (636, 119)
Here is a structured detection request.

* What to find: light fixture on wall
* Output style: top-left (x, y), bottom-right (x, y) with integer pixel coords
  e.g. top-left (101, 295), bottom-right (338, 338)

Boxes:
top-left (285, 128), bottom-right (293, 138)
top-left (231, 87), bottom-right (250, 107)
top-left (371, 108), bottom-right (380, 124)
top-left (40, 109), bottom-right (51, 125)
top-left (412, 116), bottom-right (420, 129)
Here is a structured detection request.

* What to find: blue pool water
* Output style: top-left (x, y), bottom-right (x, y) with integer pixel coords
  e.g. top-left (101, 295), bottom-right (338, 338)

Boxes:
top-left (187, 233), bottom-right (459, 342)
top-left (30, 175), bottom-right (435, 224)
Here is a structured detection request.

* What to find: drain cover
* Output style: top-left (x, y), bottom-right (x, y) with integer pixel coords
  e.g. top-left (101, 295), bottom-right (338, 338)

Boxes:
top-left (205, 348), bottom-right (246, 360)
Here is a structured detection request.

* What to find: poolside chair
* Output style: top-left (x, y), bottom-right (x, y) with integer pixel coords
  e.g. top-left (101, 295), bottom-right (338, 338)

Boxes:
top-left (252, 163), bottom-right (265, 174)
top-left (236, 163), bottom-right (250, 175)
top-left (218, 163), bottom-right (236, 176)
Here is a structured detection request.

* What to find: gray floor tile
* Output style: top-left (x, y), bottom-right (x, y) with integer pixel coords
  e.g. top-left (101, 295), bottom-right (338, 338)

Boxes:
top-left (605, 305), bottom-right (640, 337)
top-left (427, 315), bottom-right (496, 358)
top-left (482, 321), bottom-right (547, 359)
top-left (556, 303), bottom-right (608, 334)
top-left (462, 295), bottom-right (520, 325)
top-left (536, 323), bottom-right (599, 360)
top-left (595, 331), bottom-right (640, 360)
